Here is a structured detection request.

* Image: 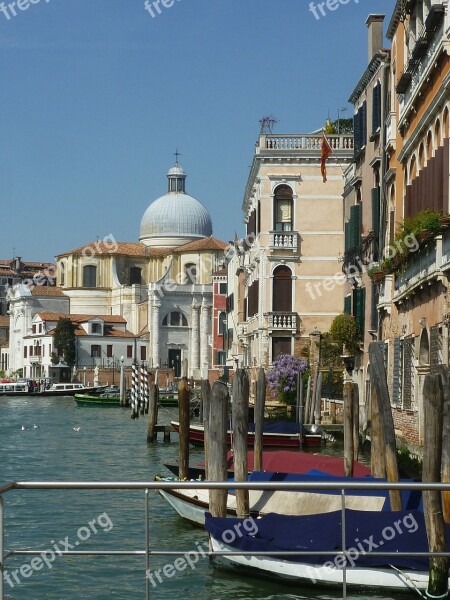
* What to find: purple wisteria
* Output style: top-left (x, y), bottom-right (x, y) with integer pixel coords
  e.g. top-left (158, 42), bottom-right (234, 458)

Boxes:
top-left (267, 354), bottom-right (308, 404)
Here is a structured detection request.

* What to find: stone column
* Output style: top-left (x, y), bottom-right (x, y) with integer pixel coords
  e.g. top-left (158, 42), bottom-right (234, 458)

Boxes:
top-left (200, 298), bottom-right (210, 376)
top-left (152, 297), bottom-right (161, 367)
top-left (190, 301), bottom-right (200, 373)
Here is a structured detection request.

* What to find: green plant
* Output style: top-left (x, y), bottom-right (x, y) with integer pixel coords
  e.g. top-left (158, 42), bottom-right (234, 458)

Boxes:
top-left (53, 318), bottom-right (76, 367)
top-left (329, 314), bottom-right (360, 355)
top-left (396, 445), bottom-right (422, 479)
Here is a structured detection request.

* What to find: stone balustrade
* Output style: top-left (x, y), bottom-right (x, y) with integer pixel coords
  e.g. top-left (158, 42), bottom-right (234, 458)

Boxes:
top-left (268, 312), bottom-right (298, 330)
top-left (269, 231), bottom-right (298, 251)
top-left (262, 134), bottom-right (354, 151)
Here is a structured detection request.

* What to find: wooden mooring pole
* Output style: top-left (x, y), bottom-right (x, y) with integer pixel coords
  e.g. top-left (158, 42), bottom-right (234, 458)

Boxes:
top-left (368, 343), bottom-right (402, 511)
top-left (232, 369), bottom-right (250, 517)
top-left (254, 368), bottom-right (266, 472)
top-left (352, 383), bottom-right (360, 461)
top-left (423, 373), bottom-right (449, 599)
top-left (370, 376), bottom-right (386, 479)
top-left (343, 381), bottom-right (354, 477)
top-left (146, 383), bottom-right (159, 443)
top-left (178, 378), bottom-right (190, 480)
top-left (208, 380), bottom-right (229, 517)
top-left (437, 365), bottom-right (450, 525)
top-left (201, 379), bottom-right (211, 480)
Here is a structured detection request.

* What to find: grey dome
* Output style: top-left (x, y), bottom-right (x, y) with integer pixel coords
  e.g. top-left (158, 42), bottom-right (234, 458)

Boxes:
top-left (139, 162), bottom-right (212, 247)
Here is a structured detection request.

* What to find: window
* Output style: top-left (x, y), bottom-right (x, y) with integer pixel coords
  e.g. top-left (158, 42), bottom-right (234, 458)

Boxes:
top-left (371, 83), bottom-right (381, 136)
top-left (226, 293), bottom-right (234, 313)
top-left (273, 185), bottom-right (293, 232)
top-left (91, 322), bottom-right (102, 335)
top-left (39, 324), bottom-right (42, 333)
top-left (219, 282), bottom-right (227, 295)
top-left (272, 266), bottom-right (292, 312)
top-left (162, 312), bottom-right (188, 327)
top-left (185, 263), bottom-right (197, 284)
top-left (272, 337), bottom-right (292, 360)
top-left (107, 345), bottom-right (113, 358)
top-left (91, 345), bottom-right (101, 358)
top-left (218, 312), bottom-right (227, 335)
top-left (130, 267), bottom-right (142, 286)
top-left (60, 262), bottom-right (65, 286)
top-left (127, 345), bottom-right (133, 359)
top-left (24, 346), bottom-right (27, 358)
top-left (141, 346), bottom-right (147, 361)
top-left (83, 266), bottom-right (97, 288)
top-left (216, 351), bottom-right (227, 366)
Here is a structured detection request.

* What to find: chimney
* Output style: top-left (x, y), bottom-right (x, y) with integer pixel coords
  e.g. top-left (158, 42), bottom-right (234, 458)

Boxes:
top-left (366, 15), bottom-right (385, 62)
top-left (15, 257), bottom-right (22, 272)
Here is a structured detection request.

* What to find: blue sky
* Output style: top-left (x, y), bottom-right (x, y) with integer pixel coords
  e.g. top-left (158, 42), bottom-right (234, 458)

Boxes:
top-left (1, 0), bottom-right (394, 262)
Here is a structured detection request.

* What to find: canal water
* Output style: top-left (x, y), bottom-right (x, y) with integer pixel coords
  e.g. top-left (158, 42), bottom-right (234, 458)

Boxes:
top-left (0, 396), bottom-right (412, 599)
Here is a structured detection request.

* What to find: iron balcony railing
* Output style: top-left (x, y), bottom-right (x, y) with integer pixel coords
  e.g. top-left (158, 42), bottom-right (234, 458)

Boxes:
top-left (1, 480), bottom-right (450, 600)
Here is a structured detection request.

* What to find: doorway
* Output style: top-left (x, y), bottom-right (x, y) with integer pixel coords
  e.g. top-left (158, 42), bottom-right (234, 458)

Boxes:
top-left (168, 349), bottom-right (181, 377)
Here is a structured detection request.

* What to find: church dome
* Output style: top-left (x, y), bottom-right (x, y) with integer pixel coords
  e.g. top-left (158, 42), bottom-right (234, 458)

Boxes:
top-left (139, 162), bottom-right (213, 248)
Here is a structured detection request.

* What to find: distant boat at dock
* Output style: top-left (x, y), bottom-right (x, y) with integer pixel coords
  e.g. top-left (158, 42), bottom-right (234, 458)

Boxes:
top-left (0, 381), bottom-right (108, 397)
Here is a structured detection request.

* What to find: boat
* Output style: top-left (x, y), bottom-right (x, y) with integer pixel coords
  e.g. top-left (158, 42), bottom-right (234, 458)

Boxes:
top-left (205, 509), bottom-right (450, 593)
top-left (163, 449), bottom-right (373, 480)
top-left (170, 420), bottom-right (322, 448)
top-left (0, 381), bottom-right (107, 397)
top-left (155, 468), bottom-right (421, 527)
top-left (74, 393), bottom-right (120, 406)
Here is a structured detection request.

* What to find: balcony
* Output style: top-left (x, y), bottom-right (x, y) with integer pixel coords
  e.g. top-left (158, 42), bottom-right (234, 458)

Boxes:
top-left (398, 7), bottom-right (445, 125)
top-left (385, 111), bottom-right (397, 151)
top-left (394, 239), bottom-right (440, 301)
top-left (268, 312), bottom-right (298, 332)
top-left (269, 231), bottom-right (299, 252)
top-left (261, 134), bottom-right (353, 152)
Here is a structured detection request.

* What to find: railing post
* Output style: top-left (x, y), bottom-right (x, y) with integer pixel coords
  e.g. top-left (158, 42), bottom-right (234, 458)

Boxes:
top-left (341, 490), bottom-right (347, 600)
top-left (145, 488), bottom-right (150, 600)
top-left (0, 495), bottom-right (3, 600)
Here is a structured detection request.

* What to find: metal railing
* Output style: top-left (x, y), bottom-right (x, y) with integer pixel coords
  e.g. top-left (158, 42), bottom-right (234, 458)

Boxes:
top-left (1, 479), bottom-right (450, 600)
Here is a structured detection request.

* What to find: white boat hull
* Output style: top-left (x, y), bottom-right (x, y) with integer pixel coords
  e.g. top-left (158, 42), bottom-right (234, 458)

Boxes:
top-left (209, 536), bottom-right (446, 593)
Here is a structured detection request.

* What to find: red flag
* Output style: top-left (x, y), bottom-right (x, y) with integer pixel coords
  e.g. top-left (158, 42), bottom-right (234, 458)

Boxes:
top-left (321, 133), bottom-right (333, 183)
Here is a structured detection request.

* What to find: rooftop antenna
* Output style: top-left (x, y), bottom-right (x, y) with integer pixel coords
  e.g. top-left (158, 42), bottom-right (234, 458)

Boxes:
top-left (259, 115), bottom-right (278, 134)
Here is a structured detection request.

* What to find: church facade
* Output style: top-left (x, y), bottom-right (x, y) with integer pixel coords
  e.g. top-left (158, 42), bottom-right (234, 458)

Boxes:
top-left (54, 162), bottom-right (227, 378)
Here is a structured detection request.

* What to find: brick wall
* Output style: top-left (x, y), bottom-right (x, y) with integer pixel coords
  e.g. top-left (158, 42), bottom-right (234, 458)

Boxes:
top-left (392, 407), bottom-right (419, 446)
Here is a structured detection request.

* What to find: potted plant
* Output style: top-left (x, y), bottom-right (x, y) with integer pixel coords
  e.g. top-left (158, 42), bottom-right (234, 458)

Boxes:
top-left (366, 262), bottom-right (385, 282)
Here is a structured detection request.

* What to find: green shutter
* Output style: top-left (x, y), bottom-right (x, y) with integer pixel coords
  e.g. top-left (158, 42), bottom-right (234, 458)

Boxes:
top-left (392, 337), bottom-right (401, 406)
top-left (371, 188), bottom-right (380, 238)
top-left (345, 220), bottom-right (351, 253)
top-left (353, 288), bottom-right (365, 337)
top-left (344, 295), bottom-right (351, 315)
top-left (350, 204), bottom-right (362, 252)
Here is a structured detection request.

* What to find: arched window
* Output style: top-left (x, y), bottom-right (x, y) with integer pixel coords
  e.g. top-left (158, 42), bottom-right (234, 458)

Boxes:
top-left (218, 311), bottom-right (227, 335)
top-left (272, 265), bottom-right (292, 312)
top-left (435, 119), bottom-right (442, 148)
top-left (162, 312), bottom-right (188, 327)
top-left (60, 262), bottom-right (65, 286)
top-left (419, 328), bottom-right (430, 366)
top-left (83, 265), bottom-right (97, 288)
top-left (426, 130), bottom-right (433, 160)
top-left (419, 143), bottom-right (425, 170)
top-left (185, 263), bottom-right (197, 284)
top-left (273, 185), bottom-right (293, 232)
top-left (130, 267), bottom-right (142, 285)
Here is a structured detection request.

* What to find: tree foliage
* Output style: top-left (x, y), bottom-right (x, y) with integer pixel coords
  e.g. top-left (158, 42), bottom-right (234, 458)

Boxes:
top-left (329, 314), bottom-right (360, 355)
top-left (53, 318), bottom-right (76, 367)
